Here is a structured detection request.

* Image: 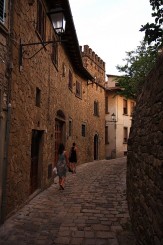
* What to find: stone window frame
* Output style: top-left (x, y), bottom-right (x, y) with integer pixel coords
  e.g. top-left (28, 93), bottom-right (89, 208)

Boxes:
top-left (51, 35), bottom-right (58, 68)
top-left (94, 100), bottom-right (99, 116)
top-left (68, 118), bottom-right (72, 137)
top-left (62, 63), bottom-right (66, 77)
top-left (75, 80), bottom-right (82, 99)
top-left (36, 0), bottom-right (46, 41)
top-left (36, 87), bottom-right (41, 107)
top-left (68, 69), bottom-right (73, 90)
top-left (130, 101), bottom-right (135, 116)
top-left (123, 99), bottom-right (128, 115)
top-left (0, 0), bottom-right (5, 23)
top-left (81, 123), bottom-right (86, 137)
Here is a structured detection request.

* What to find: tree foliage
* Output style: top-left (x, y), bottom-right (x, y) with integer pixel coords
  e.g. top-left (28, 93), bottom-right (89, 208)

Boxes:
top-left (116, 41), bottom-right (157, 99)
top-left (115, 1), bottom-right (163, 99)
top-left (140, 0), bottom-right (163, 47)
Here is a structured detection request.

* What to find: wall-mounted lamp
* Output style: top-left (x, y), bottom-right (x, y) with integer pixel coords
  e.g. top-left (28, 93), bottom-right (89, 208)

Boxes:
top-left (48, 7), bottom-right (66, 34)
top-left (19, 6), bottom-right (66, 68)
top-left (105, 113), bottom-right (117, 125)
top-left (111, 113), bottom-right (116, 122)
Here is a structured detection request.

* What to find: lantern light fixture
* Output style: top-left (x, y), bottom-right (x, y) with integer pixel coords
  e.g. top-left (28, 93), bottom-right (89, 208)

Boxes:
top-left (19, 6), bottom-right (66, 69)
top-left (48, 7), bottom-right (66, 34)
top-left (111, 113), bottom-right (116, 122)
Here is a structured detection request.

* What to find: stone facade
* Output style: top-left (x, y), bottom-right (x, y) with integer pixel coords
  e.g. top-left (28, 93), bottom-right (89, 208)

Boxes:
top-left (127, 54), bottom-right (163, 244)
top-left (0, 0), bottom-right (106, 222)
top-left (105, 75), bottom-right (135, 159)
top-left (0, 0), bottom-right (12, 223)
top-left (81, 45), bottom-right (105, 86)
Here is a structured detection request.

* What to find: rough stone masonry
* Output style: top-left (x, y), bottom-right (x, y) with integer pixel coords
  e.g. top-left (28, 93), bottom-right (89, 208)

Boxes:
top-left (127, 54), bottom-right (163, 245)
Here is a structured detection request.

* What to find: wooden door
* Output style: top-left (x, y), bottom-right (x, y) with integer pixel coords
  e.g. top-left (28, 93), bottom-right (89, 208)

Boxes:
top-left (30, 130), bottom-right (42, 194)
top-left (94, 134), bottom-right (99, 160)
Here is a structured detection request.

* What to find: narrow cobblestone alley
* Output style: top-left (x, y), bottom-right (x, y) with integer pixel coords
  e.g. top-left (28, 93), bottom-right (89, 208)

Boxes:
top-left (0, 157), bottom-right (137, 245)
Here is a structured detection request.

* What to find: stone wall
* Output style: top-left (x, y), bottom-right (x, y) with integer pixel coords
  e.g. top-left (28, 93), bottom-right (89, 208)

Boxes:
top-left (127, 54), bottom-right (163, 245)
top-left (3, 0), bottom-right (106, 218)
top-left (0, 0), bottom-right (11, 223)
top-left (81, 45), bottom-right (105, 86)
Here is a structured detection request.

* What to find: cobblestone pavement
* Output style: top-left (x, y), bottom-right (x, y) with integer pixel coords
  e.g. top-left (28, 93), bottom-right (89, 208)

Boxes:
top-left (0, 157), bottom-right (137, 245)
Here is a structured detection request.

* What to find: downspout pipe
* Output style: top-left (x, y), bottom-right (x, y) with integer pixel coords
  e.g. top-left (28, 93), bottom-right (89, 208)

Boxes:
top-left (0, 0), bottom-right (14, 224)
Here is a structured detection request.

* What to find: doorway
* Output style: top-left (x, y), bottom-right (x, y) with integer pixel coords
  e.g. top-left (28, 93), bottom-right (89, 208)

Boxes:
top-left (94, 134), bottom-right (99, 160)
top-left (30, 130), bottom-right (43, 194)
top-left (54, 119), bottom-right (65, 163)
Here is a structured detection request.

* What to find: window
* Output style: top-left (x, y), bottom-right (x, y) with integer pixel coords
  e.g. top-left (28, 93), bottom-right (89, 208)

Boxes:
top-left (105, 126), bottom-right (109, 144)
top-left (51, 37), bottom-right (58, 67)
top-left (76, 81), bottom-right (82, 98)
top-left (37, 0), bottom-right (46, 40)
top-left (62, 63), bottom-right (66, 77)
top-left (130, 101), bottom-right (135, 115)
top-left (68, 118), bottom-right (72, 137)
top-left (123, 99), bottom-right (128, 115)
top-left (123, 127), bottom-right (128, 143)
top-left (105, 96), bottom-right (109, 113)
top-left (94, 100), bottom-right (99, 116)
top-left (81, 124), bottom-right (86, 137)
top-left (36, 87), bottom-right (41, 107)
top-left (68, 70), bottom-right (73, 90)
top-left (0, 0), bottom-right (5, 23)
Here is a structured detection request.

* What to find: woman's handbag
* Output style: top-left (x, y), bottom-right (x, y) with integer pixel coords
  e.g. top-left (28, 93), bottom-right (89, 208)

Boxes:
top-left (53, 167), bottom-right (57, 175)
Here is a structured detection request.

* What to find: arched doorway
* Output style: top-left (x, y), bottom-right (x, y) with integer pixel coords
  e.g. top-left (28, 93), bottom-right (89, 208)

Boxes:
top-left (94, 134), bottom-right (99, 160)
top-left (54, 110), bottom-right (66, 163)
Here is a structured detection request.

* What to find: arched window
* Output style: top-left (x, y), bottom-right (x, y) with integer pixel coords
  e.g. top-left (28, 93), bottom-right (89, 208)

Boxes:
top-left (56, 110), bottom-right (65, 121)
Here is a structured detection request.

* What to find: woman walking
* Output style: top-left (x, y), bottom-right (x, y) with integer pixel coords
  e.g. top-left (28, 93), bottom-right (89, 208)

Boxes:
top-left (69, 142), bottom-right (77, 174)
top-left (56, 143), bottom-right (69, 190)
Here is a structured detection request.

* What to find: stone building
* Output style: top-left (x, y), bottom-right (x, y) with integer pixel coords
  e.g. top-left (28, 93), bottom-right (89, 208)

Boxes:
top-left (0, 0), bottom-right (106, 222)
top-left (127, 54), bottom-right (163, 244)
top-left (0, 0), bottom-right (12, 223)
top-left (105, 74), bottom-right (135, 159)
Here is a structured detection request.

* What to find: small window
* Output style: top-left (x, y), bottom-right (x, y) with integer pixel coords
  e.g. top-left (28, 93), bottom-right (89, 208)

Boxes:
top-left (51, 37), bottom-right (58, 67)
top-left (76, 81), bottom-right (82, 98)
top-left (68, 118), bottom-right (72, 137)
top-left (68, 70), bottom-right (73, 90)
top-left (123, 127), bottom-right (128, 143)
top-left (37, 0), bottom-right (46, 40)
top-left (62, 63), bottom-right (66, 77)
top-left (94, 100), bottom-right (99, 116)
top-left (0, 0), bottom-right (5, 23)
top-left (81, 124), bottom-right (86, 137)
top-left (36, 87), bottom-right (41, 107)
top-left (123, 99), bottom-right (128, 115)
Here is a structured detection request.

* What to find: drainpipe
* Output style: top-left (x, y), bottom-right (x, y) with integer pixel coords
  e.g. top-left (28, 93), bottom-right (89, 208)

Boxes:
top-left (0, 0), bottom-right (14, 224)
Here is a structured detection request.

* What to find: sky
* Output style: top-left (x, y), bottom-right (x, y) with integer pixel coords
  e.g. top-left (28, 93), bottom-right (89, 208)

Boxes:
top-left (69, 0), bottom-right (154, 75)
